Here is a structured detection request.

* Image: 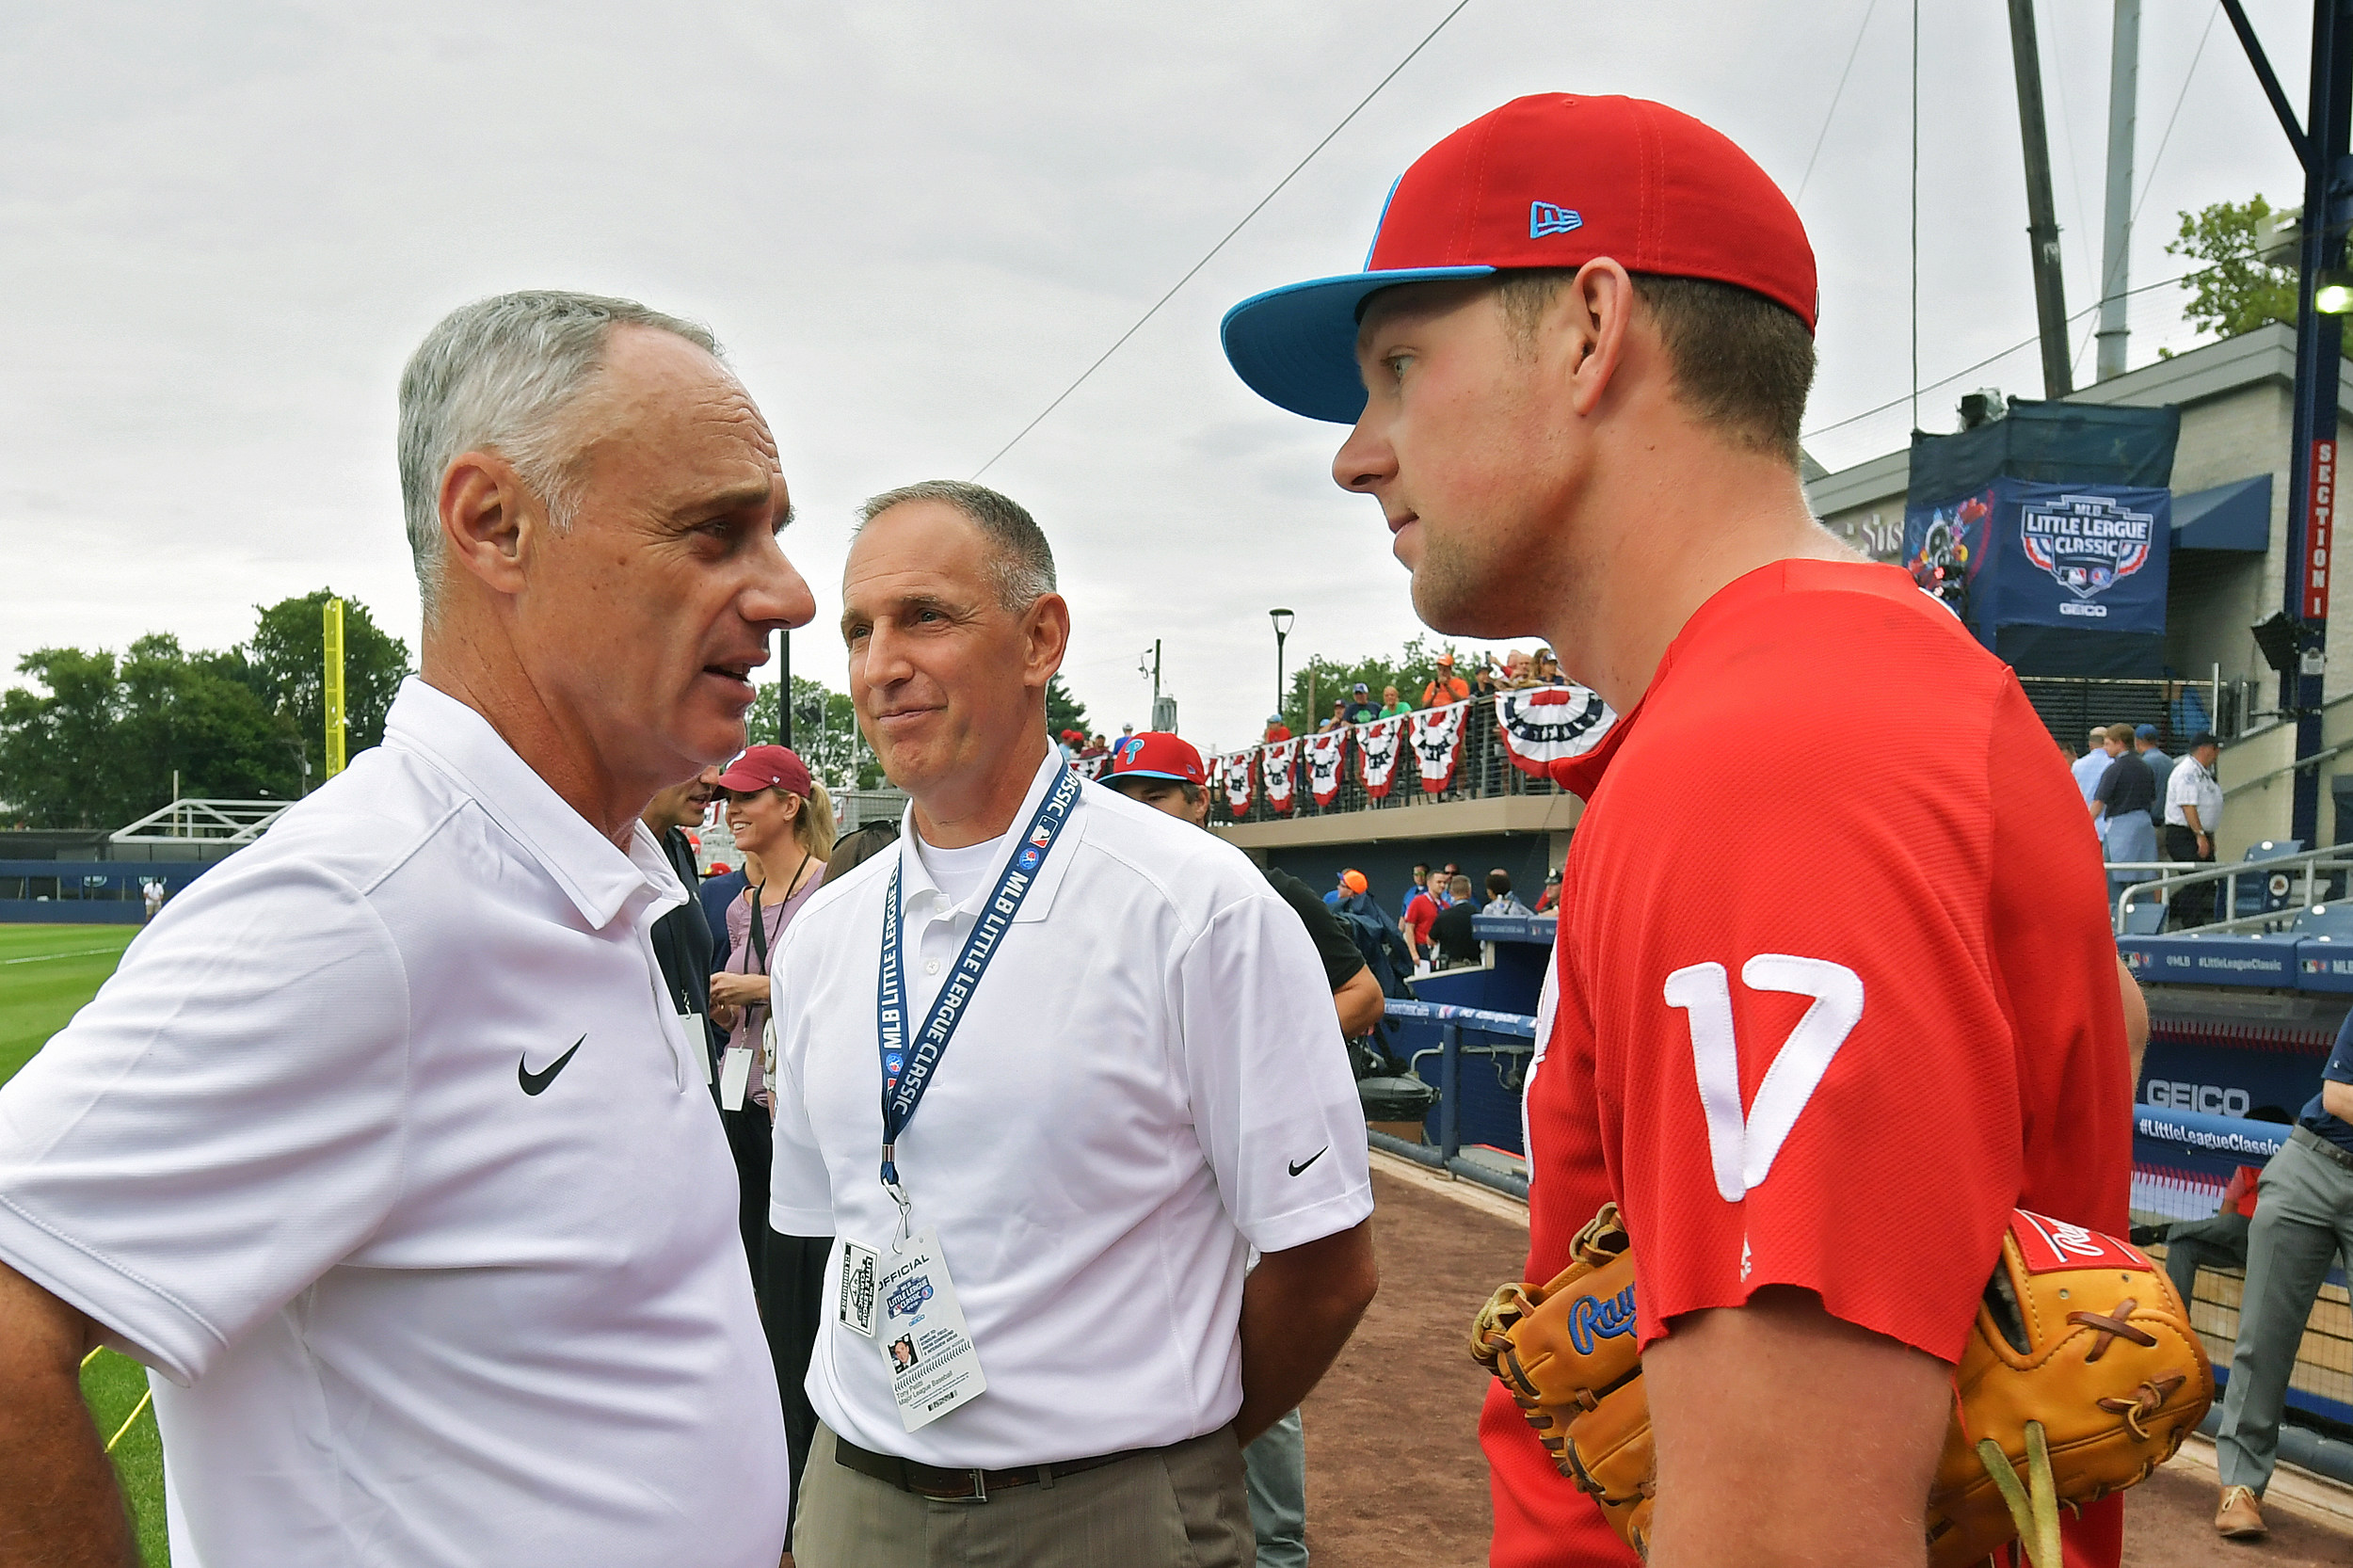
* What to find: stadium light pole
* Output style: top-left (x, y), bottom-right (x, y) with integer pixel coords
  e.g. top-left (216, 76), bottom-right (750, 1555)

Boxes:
top-left (1269, 609), bottom-right (1294, 723)
top-left (2220, 0), bottom-right (2353, 843)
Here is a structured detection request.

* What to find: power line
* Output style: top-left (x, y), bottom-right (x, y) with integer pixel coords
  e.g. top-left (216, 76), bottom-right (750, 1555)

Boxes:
top-left (1796, 0), bottom-right (1880, 205)
top-left (1804, 266), bottom-right (2201, 440)
top-left (968, 0), bottom-right (1476, 481)
top-left (2129, 4), bottom-right (2218, 232)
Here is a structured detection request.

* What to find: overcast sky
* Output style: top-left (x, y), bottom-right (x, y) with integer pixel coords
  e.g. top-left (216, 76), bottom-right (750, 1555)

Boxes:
top-left (0, 0), bottom-right (2308, 759)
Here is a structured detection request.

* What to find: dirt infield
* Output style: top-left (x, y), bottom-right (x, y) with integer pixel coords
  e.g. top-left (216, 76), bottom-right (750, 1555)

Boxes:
top-left (1305, 1157), bottom-right (2353, 1568)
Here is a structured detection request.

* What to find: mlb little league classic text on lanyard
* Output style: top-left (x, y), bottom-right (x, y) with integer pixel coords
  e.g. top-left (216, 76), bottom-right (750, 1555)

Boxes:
top-left (876, 761), bottom-right (1080, 1231)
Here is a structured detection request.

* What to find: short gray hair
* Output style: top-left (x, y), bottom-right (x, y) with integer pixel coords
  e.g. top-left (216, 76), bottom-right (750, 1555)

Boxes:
top-left (856, 480), bottom-right (1056, 613)
top-left (397, 290), bottom-right (721, 618)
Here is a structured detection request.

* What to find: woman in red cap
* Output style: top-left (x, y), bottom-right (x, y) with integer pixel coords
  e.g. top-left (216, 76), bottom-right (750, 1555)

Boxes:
top-left (708, 744), bottom-right (835, 1114)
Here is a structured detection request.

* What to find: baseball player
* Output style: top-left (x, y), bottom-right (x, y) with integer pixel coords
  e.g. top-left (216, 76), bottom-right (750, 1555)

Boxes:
top-left (1220, 95), bottom-right (2142, 1567)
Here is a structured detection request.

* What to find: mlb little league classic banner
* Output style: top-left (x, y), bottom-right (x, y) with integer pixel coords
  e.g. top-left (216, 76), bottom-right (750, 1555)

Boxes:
top-left (1904, 478), bottom-right (2170, 641)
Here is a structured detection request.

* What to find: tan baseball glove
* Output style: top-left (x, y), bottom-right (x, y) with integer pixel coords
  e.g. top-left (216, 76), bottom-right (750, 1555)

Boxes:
top-left (1472, 1206), bottom-right (2212, 1568)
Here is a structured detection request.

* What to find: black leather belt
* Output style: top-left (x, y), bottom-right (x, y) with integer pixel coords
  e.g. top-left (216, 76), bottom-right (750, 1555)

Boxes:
top-left (2294, 1125), bottom-right (2353, 1172)
top-left (833, 1431), bottom-right (1169, 1503)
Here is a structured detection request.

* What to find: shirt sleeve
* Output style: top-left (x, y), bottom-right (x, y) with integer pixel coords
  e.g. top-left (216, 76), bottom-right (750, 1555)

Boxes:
top-left (1267, 874), bottom-right (1369, 993)
top-left (1586, 668), bottom-right (2066, 1366)
top-left (1176, 889), bottom-right (1373, 1255)
top-left (764, 928), bottom-right (836, 1238)
top-left (0, 864), bottom-right (409, 1385)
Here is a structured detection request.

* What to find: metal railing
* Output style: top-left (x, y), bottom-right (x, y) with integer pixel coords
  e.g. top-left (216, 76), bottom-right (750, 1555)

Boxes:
top-left (109, 799), bottom-right (289, 844)
top-left (2112, 848), bottom-right (2353, 935)
top-left (1210, 694), bottom-right (1566, 825)
top-left (1364, 997), bottom-right (1535, 1201)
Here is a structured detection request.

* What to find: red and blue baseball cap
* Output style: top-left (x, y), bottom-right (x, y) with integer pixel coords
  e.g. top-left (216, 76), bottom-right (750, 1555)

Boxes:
top-left (1221, 94), bottom-right (1817, 424)
top-left (1106, 731), bottom-right (1207, 785)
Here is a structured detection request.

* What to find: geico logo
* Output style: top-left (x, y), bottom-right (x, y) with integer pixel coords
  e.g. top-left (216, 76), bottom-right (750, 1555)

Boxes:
top-left (2143, 1081), bottom-right (2252, 1118)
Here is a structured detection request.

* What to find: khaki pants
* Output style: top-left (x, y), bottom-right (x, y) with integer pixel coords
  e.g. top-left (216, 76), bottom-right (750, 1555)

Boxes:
top-left (794, 1423), bottom-right (1254, 1568)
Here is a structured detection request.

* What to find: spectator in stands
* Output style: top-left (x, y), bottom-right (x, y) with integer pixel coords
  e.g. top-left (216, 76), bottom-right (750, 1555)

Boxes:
top-left (2136, 724), bottom-right (2176, 811)
top-left (1482, 869), bottom-right (1531, 916)
top-left (1317, 699), bottom-right (1347, 733)
top-left (1533, 648), bottom-right (1565, 685)
top-left (2071, 725), bottom-right (2113, 811)
top-left (1500, 650), bottom-right (1538, 689)
top-left (1343, 683), bottom-right (1380, 725)
top-left (2212, 1025), bottom-right (2353, 1541)
top-left (2091, 722), bottom-right (2157, 905)
top-left (1080, 732), bottom-right (1110, 764)
top-left (1428, 874), bottom-right (1483, 968)
top-left (1401, 861), bottom-right (1432, 916)
top-left (1380, 685), bottom-right (1411, 719)
top-left (1401, 874), bottom-right (1444, 965)
top-left (1469, 661), bottom-right (1499, 701)
top-left (1264, 712), bottom-right (1292, 744)
top-left (2164, 733), bottom-right (2225, 929)
top-left (1534, 867), bottom-right (1561, 915)
top-left (1421, 655), bottom-right (1469, 709)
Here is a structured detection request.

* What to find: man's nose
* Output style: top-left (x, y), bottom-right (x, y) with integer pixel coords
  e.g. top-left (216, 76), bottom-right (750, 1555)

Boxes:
top-left (1331, 411), bottom-right (1395, 496)
top-left (744, 529), bottom-right (817, 633)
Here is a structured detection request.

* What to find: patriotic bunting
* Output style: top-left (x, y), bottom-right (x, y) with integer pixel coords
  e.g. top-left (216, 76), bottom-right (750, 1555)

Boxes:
top-left (1222, 749), bottom-right (1256, 814)
top-left (1495, 685), bottom-right (1616, 777)
top-left (1072, 752), bottom-right (1110, 781)
top-left (1302, 729), bottom-right (1348, 807)
top-left (1356, 716), bottom-right (1406, 798)
top-left (1260, 737), bottom-right (1301, 814)
top-left (1408, 700), bottom-right (1468, 793)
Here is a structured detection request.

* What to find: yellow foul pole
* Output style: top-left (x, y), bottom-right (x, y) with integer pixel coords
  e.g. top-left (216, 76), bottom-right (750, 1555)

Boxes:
top-left (323, 598), bottom-right (347, 778)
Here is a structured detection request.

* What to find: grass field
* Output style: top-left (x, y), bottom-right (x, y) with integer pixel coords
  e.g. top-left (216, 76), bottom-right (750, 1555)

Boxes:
top-left (1, 924), bottom-right (169, 1563)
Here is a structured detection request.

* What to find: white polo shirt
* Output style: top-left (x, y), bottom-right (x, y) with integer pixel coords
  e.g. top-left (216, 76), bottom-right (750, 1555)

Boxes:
top-left (2165, 753), bottom-right (2224, 832)
top-left (766, 748), bottom-right (1373, 1468)
top-left (0, 680), bottom-right (787, 1568)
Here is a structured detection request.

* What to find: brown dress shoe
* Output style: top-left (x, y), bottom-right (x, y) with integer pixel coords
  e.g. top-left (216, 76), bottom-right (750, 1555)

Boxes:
top-left (2217, 1484), bottom-right (2268, 1540)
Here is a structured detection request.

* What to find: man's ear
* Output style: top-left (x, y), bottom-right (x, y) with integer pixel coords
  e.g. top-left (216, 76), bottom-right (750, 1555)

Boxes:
top-left (1021, 592), bottom-right (1073, 693)
top-left (1553, 258), bottom-right (1638, 420)
top-left (439, 451), bottom-right (542, 600)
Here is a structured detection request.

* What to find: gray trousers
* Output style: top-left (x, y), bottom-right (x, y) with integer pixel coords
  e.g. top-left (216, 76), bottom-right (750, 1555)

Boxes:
top-left (2217, 1132), bottom-right (2353, 1493)
top-left (2163, 1209), bottom-right (2251, 1305)
top-left (1242, 1409), bottom-right (1305, 1568)
top-left (795, 1422), bottom-right (1254, 1568)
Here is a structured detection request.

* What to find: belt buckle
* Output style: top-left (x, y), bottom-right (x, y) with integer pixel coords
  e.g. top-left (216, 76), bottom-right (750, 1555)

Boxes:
top-left (943, 1467), bottom-right (988, 1504)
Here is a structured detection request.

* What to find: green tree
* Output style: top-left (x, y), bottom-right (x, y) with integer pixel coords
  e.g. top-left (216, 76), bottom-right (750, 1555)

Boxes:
top-left (236, 591), bottom-right (414, 780)
top-left (0, 637), bottom-right (299, 828)
top-left (2164, 195), bottom-right (2329, 356)
top-left (745, 678), bottom-right (883, 790)
top-left (1045, 673), bottom-right (1089, 742)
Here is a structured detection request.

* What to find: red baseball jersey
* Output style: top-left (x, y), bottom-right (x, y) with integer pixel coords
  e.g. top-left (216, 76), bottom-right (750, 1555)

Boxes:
top-left (1485, 559), bottom-right (2133, 1568)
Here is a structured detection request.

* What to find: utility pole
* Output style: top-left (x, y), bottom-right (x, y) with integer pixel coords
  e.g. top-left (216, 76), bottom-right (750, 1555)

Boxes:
top-left (323, 598), bottom-right (347, 779)
top-left (777, 629), bottom-right (792, 749)
top-left (2006, 0), bottom-right (2074, 399)
top-left (2221, 0), bottom-right (2353, 845)
top-left (2095, 0), bottom-right (2140, 381)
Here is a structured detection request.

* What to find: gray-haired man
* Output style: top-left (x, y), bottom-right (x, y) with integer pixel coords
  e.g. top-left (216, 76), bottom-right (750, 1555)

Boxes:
top-left (0, 292), bottom-right (808, 1566)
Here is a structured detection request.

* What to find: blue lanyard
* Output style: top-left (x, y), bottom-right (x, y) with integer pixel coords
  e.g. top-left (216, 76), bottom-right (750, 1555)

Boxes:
top-left (877, 762), bottom-right (1080, 1203)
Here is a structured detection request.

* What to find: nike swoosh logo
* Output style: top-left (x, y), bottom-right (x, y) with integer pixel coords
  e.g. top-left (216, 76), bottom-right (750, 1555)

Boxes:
top-left (519, 1036), bottom-right (585, 1096)
top-left (1288, 1147), bottom-right (1329, 1177)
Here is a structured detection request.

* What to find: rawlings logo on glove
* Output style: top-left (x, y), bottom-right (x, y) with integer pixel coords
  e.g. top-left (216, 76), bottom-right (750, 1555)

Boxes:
top-left (1470, 1205), bottom-right (2214, 1567)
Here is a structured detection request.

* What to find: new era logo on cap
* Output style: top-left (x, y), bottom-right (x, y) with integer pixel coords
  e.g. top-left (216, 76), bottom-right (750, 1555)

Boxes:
top-left (1530, 201), bottom-right (1583, 237)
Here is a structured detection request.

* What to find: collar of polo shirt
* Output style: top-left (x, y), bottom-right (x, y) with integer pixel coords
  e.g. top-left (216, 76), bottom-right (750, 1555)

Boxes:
top-left (893, 749), bottom-right (1090, 924)
top-left (394, 679), bottom-right (687, 925)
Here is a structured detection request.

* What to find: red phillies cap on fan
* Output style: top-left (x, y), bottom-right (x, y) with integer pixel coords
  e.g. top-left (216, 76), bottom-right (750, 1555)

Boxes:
top-left (1221, 93), bottom-right (1817, 424)
top-left (713, 744), bottom-right (811, 796)
top-left (1106, 731), bottom-right (1207, 785)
